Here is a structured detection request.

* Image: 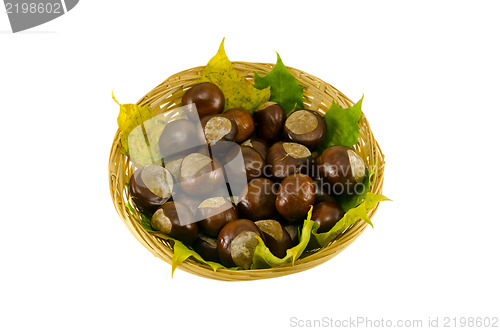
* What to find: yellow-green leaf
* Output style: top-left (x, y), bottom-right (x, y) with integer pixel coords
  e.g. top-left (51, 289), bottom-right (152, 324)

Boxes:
top-left (113, 92), bottom-right (155, 155)
top-left (251, 207), bottom-right (317, 269)
top-left (128, 202), bottom-right (230, 275)
top-left (171, 239), bottom-right (222, 276)
top-left (150, 232), bottom-right (226, 276)
top-left (126, 116), bottom-right (165, 166)
top-left (200, 39), bottom-right (270, 113)
top-left (309, 192), bottom-right (390, 248)
top-left (336, 164), bottom-right (376, 211)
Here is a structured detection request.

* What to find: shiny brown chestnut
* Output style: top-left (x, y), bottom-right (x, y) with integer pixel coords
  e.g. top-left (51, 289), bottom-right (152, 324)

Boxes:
top-left (223, 108), bottom-right (255, 143)
top-left (173, 192), bottom-right (202, 216)
top-left (182, 82), bottom-right (225, 120)
top-left (192, 233), bottom-right (220, 263)
top-left (196, 197), bottom-right (238, 237)
top-left (283, 109), bottom-right (326, 149)
top-left (241, 138), bottom-right (269, 160)
top-left (238, 178), bottom-right (279, 221)
top-left (255, 220), bottom-right (292, 258)
top-left (314, 180), bottom-right (338, 204)
top-left (266, 141), bottom-right (312, 181)
top-left (178, 153), bottom-right (225, 196)
top-left (158, 119), bottom-right (204, 159)
top-left (284, 224), bottom-right (300, 246)
top-left (129, 165), bottom-right (174, 214)
top-left (199, 114), bottom-right (238, 145)
top-left (151, 201), bottom-right (198, 244)
top-left (217, 219), bottom-right (263, 269)
top-left (224, 144), bottom-right (265, 181)
top-left (241, 145), bottom-right (265, 181)
top-left (276, 173), bottom-right (315, 222)
top-left (317, 146), bottom-right (366, 194)
top-left (309, 154), bottom-right (322, 180)
top-left (164, 157), bottom-right (183, 181)
top-left (253, 102), bottom-right (285, 143)
top-left (311, 201), bottom-right (345, 233)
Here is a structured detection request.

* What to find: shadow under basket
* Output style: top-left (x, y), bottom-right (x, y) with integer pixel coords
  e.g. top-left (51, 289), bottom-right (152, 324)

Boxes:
top-left (108, 62), bottom-right (385, 281)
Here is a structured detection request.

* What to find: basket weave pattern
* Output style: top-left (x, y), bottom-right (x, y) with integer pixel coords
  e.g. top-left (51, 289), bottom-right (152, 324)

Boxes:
top-left (108, 62), bottom-right (385, 281)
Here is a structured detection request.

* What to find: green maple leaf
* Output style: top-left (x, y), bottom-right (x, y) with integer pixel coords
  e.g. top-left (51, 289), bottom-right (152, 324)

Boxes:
top-left (319, 96), bottom-right (364, 151)
top-left (200, 39), bottom-right (270, 113)
top-left (254, 53), bottom-right (304, 115)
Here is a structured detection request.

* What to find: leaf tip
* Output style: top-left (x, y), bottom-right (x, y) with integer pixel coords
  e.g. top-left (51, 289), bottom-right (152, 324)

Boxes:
top-left (275, 52), bottom-right (283, 64)
top-left (218, 38), bottom-right (226, 53)
top-left (356, 95), bottom-right (364, 107)
top-left (306, 205), bottom-right (314, 220)
top-left (253, 70), bottom-right (262, 81)
top-left (380, 195), bottom-right (392, 202)
top-left (112, 91), bottom-right (121, 106)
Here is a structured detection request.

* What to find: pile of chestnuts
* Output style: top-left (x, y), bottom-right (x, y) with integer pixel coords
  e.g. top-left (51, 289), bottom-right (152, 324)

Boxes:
top-left (129, 82), bottom-right (367, 269)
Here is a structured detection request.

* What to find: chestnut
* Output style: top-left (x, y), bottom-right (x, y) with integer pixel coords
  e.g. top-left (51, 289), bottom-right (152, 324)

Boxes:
top-left (309, 154), bottom-right (322, 180)
top-left (205, 141), bottom-right (238, 170)
top-left (283, 109), bottom-right (326, 149)
top-left (284, 224), bottom-right (300, 246)
top-left (158, 119), bottom-right (204, 159)
top-left (266, 141), bottom-right (311, 181)
top-left (238, 178), bottom-right (279, 221)
top-left (253, 102), bottom-right (285, 143)
top-left (196, 196), bottom-right (238, 237)
top-left (241, 138), bottom-right (269, 160)
top-left (129, 165), bottom-right (174, 214)
top-left (151, 201), bottom-right (198, 244)
top-left (276, 174), bottom-right (315, 223)
top-left (311, 201), bottom-right (345, 233)
top-left (314, 180), bottom-right (338, 204)
top-left (217, 219), bottom-right (263, 269)
top-left (317, 146), bottom-right (366, 195)
top-left (164, 157), bottom-right (183, 181)
top-left (223, 144), bottom-right (265, 182)
top-left (223, 108), bottom-right (255, 143)
top-left (241, 145), bottom-right (265, 181)
top-left (192, 233), bottom-right (220, 263)
top-left (173, 192), bottom-right (202, 216)
top-left (178, 153), bottom-right (225, 196)
top-left (200, 114), bottom-right (238, 145)
top-left (182, 82), bottom-right (225, 120)
top-left (255, 220), bottom-right (292, 258)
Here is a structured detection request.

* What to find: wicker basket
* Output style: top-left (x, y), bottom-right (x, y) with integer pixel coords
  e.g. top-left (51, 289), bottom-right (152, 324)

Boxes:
top-left (108, 62), bottom-right (385, 281)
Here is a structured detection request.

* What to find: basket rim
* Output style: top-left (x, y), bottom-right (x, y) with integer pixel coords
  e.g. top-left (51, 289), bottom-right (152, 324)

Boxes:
top-left (136, 61), bottom-right (356, 111)
top-left (109, 61), bottom-right (385, 280)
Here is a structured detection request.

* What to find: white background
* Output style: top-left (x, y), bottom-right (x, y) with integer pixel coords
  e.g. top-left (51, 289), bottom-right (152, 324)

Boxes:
top-left (1, 1), bottom-right (499, 330)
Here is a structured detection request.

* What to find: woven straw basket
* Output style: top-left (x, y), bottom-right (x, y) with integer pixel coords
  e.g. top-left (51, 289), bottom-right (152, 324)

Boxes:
top-left (108, 62), bottom-right (385, 281)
